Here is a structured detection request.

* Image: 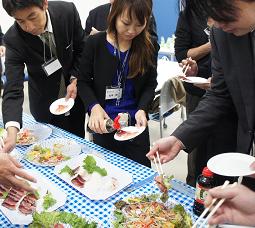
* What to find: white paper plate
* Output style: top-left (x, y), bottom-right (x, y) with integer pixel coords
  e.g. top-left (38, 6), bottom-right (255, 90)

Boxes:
top-left (49, 98), bottom-right (74, 115)
top-left (24, 138), bottom-right (81, 166)
top-left (17, 124), bottom-right (52, 146)
top-left (207, 153), bottom-right (255, 176)
top-left (54, 153), bottom-right (133, 200)
top-left (179, 76), bottom-right (209, 84)
top-left (114, 126), bottom-right (146, 141)
top-left (0, 169), bottom-right (67, 225)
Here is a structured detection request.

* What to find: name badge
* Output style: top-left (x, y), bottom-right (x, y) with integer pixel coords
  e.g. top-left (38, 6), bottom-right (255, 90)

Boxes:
top-left (42, 57), bottom-right (62, 77)
top-left (105, 86), bottom-right (122, 100)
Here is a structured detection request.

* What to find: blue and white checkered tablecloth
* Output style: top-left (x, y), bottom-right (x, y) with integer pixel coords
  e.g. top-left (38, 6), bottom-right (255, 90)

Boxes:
top-left (0, 113), bottom-right (199, 228)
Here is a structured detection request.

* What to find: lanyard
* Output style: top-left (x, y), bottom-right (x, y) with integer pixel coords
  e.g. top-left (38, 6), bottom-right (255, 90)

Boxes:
top-left (114, 45), bottom-right (129, 87)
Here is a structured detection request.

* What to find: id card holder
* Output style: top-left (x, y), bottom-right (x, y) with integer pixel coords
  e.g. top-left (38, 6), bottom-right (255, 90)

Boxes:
top-left (105, 86), bottom-right (122, 100)
top-left (42, 57), bottom-right (62, 77)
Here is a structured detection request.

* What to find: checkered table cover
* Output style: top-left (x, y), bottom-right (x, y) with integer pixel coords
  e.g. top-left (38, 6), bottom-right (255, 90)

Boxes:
top-left (0, 113), bottom-right (200, 228)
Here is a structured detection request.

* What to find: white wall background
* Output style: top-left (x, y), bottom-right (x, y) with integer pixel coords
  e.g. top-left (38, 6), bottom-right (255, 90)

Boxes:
top-left (0, 0), bottom-right (109, 33)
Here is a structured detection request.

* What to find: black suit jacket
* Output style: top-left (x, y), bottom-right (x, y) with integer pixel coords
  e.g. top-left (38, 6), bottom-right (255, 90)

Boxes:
top-left (2, 1), bottom-right (85, 126)
top-left (173, 27), bottom-right (254, 155)
top-left (84, 3), bottom-right (158, 45)
top-left (78, 32), bottom-right (157, 114)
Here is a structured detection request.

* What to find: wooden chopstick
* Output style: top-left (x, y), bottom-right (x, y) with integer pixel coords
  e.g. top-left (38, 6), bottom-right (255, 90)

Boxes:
top-left (183, 64), bottom-right (190, 75)
top-left (192, 180), bottom-right (230, 228)
top-left (156, 151), bottom-right (164, 175)
top-left (199, 182), bottom-right (237, 227)
top-left (153, 156), bottom-right (162, 175)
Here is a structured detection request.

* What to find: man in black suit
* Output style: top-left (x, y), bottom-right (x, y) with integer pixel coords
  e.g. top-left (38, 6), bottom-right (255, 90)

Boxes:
top-left (1, 0), bottom-right (85, 152)
top-left (147, 0), bottom-right (255, 190)
top-left (85, 0), bottom-right (158, 43)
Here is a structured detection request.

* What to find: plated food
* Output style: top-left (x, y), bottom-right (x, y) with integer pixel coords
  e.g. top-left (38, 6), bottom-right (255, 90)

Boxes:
top-left (54, 154), bottom-right (133, 200)
top-left (113, 194), bottom-right (193, 228)
top-left (16, 124), bottom-right (52, 146)
top-left (29, 211), bottom-right (98, 228)
top-left (17, 128), bottom-right (37, 145)
top-left (25, 138), bottom-right (81, 166)
top-left (50, 98), bottom-right (74, 115)
top-left (0, 170), bottom-right (66, 225)
top-left (114, 126), bottom-right (146, 141)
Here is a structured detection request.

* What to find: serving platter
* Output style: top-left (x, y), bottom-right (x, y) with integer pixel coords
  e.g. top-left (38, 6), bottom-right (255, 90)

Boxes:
top-left (54, 153), bottom-right (133, 200)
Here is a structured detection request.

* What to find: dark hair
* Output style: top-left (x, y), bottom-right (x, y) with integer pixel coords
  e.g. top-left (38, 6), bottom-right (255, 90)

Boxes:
top-left (107, 0), bottom-right (154, 78)
top-left (2, 0), bottom-right (44, 16)
top-left (194, 0), bottom-right (255, 22)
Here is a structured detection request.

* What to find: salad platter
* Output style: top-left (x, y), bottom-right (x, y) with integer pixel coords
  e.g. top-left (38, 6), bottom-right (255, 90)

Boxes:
top-left (54, 154), bottom-right (133, 200)
top-left (112, 194), bottom-right (193, 227)
top-left (25, 138), bottom-right (81, 166)
top-left (17, 124), bottom-right (52, 146)
top-left (0, 169), bottom-right (67, 225)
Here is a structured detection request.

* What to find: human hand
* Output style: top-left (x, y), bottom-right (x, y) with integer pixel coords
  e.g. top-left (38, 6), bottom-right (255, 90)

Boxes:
top-left (66, 77), bottom-right (77, 100)
top-left (1, 127), bottom-right (18, 153)
top-left (179, 57), bottom-right (198, 76)
top-left (146, 136), bottom-right (184, 163)
top-left (0, 45), bottom-right (6, 57)
top-left (248, 161), bottom-right (255, 178)
top-left (205, 184), bottom-right (255, 226)
top-left (135, 110), bottom-right (147, 127)
top-left (0, 153), bottom-right (36, 192)
top-left (90, 27), bottom-right (99, 35)
top-left (89, 104), bottom-right (110, 134)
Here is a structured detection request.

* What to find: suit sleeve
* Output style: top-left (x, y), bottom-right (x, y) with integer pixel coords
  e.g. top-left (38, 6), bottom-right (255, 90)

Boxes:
top-left (69, 3), bottom-right (85, 78)
top-left (84, 11), bottom-right (93, 37)
top-left (137, 65), bottom-right (158, 113)
top-left (77, 36), bottom-right (98, 111)
top-left (172, 28), bottom-right (234, 152)
top-left (2, 39), bottom-right (25, 126)
top-left (0, 26), bottom-right (4, 46)
top-left (174, 12), bottom-right (191, 62)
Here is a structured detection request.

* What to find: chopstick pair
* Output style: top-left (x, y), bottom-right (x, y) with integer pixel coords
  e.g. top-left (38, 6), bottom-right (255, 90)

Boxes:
top-left (182, 63), bottom-right (190, 75)
top-left (153, 151), bottom-right (165, 177)
top-left (193, 181), bottom-right (237, 228)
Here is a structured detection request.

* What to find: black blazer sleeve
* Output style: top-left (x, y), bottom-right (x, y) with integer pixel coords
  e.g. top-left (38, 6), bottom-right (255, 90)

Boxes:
top-left (84, 10), bottom-right (93, 36)
top-left (77, 35), bottom-right (98, 111)
top-left (172, 28), bottom-right (234, 152)
top-left (0, 26), bottom-right (4, 46)
top-left (68, 3), bottom-right (85, 78)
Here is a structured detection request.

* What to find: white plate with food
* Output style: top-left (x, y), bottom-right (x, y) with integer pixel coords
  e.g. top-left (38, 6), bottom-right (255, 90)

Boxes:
top-left (112, 194), bottom-right (193, 227)
top-left (50, 98), bottom-right (74, 115)
top-left (114, 126), bottom-right (146, 141)
top-left (17, 124), bottom-right (52, 146)
top-left (0, 169), bottom-right (67, 225)
top-left (207, 153), bottom-right (255, 176)
top-left (179, 76), bottom-right (209, 84)
top-left (54, 153), bottom-right (133, 200)
top-left (25, 138), bottom-right (81, 166)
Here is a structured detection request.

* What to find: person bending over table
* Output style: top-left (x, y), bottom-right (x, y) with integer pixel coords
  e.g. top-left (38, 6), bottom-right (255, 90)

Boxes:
top-left (1, 0), bottom-right (86, 153)
top-left (78, 0), bottom-right (158, 167)
top-left (147, 0), bottom-right (255, 191)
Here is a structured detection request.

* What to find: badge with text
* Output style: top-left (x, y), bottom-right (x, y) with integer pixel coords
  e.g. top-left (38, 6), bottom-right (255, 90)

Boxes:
top-left (42, 57), bottom-right (62, 76)
top-left (105, 86), bottom-right (122, 100)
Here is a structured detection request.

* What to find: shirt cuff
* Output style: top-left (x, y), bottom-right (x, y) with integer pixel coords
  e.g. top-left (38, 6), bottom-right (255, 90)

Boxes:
top-left (5, 121), bottom-right (20, 130)
top-left (69, 76), bottom-right (77, 83)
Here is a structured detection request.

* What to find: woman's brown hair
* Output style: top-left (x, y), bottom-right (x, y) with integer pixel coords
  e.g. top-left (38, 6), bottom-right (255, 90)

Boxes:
top-left (107, 0), bottom-right (155, 78)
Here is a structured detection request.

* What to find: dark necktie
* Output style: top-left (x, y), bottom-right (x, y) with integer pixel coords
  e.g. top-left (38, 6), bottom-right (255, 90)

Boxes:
top-left (40, 32), bottom-right (66, 98)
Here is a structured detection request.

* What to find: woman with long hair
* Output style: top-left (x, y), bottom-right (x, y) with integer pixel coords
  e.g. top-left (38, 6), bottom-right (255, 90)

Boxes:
top-left (78, 0), bottom-right (157, 167)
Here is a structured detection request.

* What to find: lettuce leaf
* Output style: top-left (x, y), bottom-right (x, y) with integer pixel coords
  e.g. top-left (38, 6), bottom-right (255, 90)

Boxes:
top-left (83, 155), bottom-right (107, 176)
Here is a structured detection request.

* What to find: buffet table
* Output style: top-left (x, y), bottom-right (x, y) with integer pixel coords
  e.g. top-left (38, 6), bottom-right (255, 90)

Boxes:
top-left (0, 113), bottom-right (197, 227)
